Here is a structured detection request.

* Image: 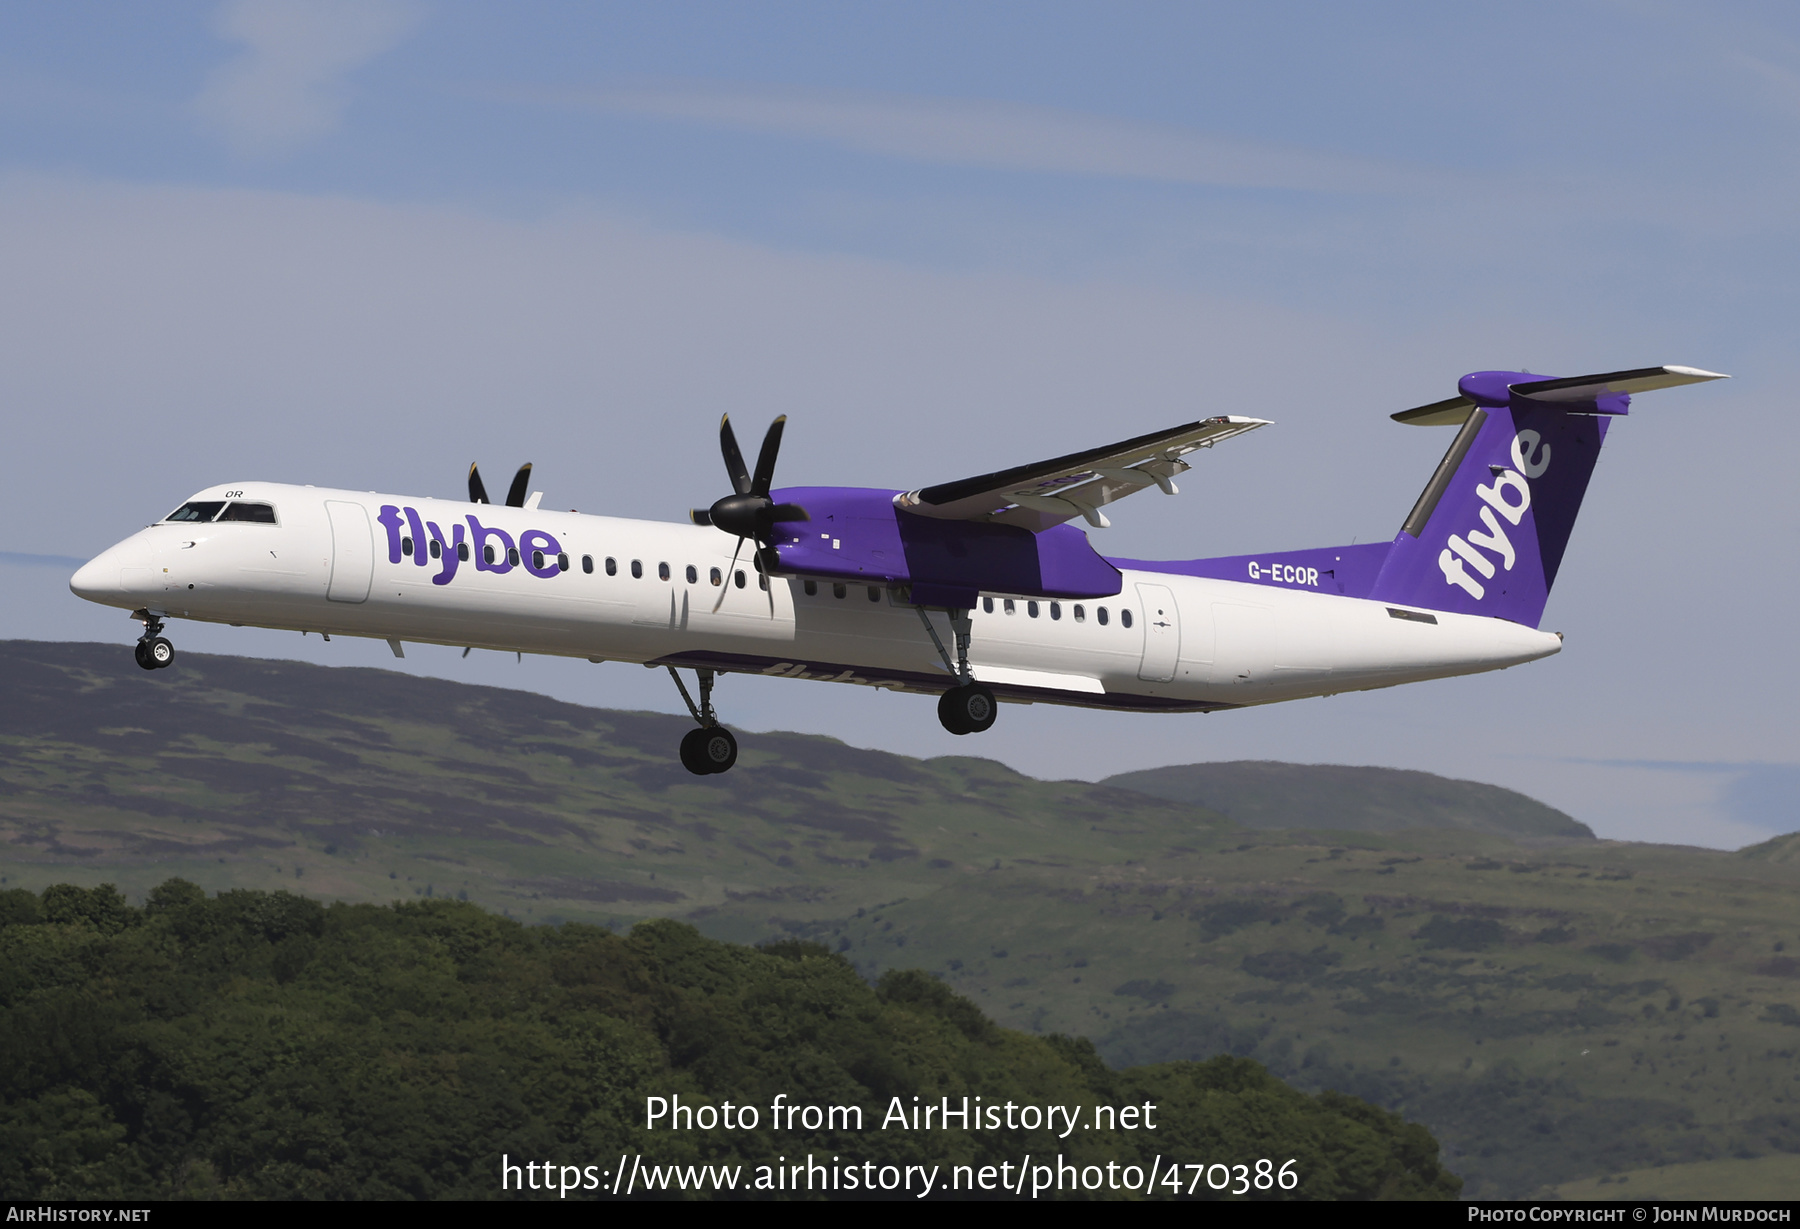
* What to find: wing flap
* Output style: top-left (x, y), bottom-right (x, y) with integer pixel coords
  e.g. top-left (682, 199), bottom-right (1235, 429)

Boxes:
top-left (898, 416), bottom-right (1269, 529)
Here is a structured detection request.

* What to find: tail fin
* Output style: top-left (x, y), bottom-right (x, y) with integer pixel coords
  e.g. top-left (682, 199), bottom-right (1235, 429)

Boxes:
top-left (1367, 366), bottom-right (1725, 625)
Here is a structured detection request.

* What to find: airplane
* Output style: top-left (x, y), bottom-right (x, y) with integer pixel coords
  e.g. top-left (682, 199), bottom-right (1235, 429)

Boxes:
top-left (69, 364), bottom-right (1725, 776)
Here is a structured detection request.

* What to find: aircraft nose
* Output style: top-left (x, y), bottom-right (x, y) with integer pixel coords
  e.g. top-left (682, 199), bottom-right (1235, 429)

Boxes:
top-left (70, 536), bottom-right (155, 605)
top-left (69, 554), bottom-right (115, 599)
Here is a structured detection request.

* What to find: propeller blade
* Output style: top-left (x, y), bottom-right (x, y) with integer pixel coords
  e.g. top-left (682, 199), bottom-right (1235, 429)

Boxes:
top-left (713, 536), bottom-right (746, 612)
top-left (689, 509), bottom-right (713, 526)
top-left (505, 463), bottom-right (533, 508)
top-left (766, 503), bottom-right (810, 523)
top-left (468, 463), bottom-right (490, 504)
top-left (719, 415), bottom-right (752, 497)
top-left (750, 415), bottom-right (786, 497)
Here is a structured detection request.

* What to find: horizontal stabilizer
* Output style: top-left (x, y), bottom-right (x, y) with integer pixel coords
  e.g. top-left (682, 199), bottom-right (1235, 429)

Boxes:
top-left (1392, 365), bottom-right (1728, 425)
top-left (1510, 365), bottom-right (1729, 403)
top-left (1391, 396), bottom-right (1477, 427)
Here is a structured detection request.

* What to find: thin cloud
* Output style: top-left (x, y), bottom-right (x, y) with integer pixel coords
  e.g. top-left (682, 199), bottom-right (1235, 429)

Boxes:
top-left (194, 0), bottom-right (423, 157)
top-left (536, 82), bottom-right (1443, 195)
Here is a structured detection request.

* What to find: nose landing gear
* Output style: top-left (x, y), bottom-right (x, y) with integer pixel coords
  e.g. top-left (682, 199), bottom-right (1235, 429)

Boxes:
top-left (131, 611), bottom-right (174, 671)
top-left (666, 666), bottom-right (738, 774)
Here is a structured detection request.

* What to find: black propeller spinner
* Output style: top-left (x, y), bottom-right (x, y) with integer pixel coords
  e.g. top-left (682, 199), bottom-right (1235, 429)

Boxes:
top-left (690, 415), bottom-right (808, 576)
top-left (468, 462), bottom-right (533, 507)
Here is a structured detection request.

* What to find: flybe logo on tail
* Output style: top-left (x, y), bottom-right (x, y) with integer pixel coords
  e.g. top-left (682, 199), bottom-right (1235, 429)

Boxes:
top-left (1437, 431), bottom-right (1552, 601)
top-left (376, 506), bottom-right (566, 587)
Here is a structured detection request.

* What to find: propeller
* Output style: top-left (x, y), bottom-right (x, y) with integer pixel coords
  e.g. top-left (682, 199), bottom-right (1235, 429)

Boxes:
top-left (690, 415), bottom-right (809, 585)
top-left (468, 462), bottom-right (534, 507)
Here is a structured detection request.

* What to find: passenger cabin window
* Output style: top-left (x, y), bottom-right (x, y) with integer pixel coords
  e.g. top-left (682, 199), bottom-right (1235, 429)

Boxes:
top-left (710, 567), bottom-right (722, 586)
top-left (484, 545), bottom-right (496, 564)
top-left (582, 555), bottom-right (594, 574)
top-left (457, 543), bottom-right (469, 562)
top-left (658, 562), bottom-right (671, 581)
top-left (605, 557), bottom-right (617, 576)
top-left (1003, 599), bottom-right (1015, 615)
top-left (429, 539), bottom-right (441, 559)
top-left (1121, 609), bottom-right (1133, 628)
top-left (982, 597), bottom-right (993, 614)
top-left (507, 547), bottom-right (520, 566)
top-left (557, 552), bottom-right (569, 573)
top-left (1050, 602), bottom-right (1062, 621)
top-left (1073, 604), bottom-right (1086, 623)
top-left (804, 580), bottom-right (818, 596)
top-left (832, 583), bottom-right (847, 599)
top-left (1027, 601), bottom-right (1039, 618)
top-left (734, 570), bottom-right (746, 589)
top-left (1097, 606), bottom-right (1110, 626)
top-left (868, 586), bottom-right (881, 602)
top-left (401, 537), bottom-right (414, 556)
top-left (685, 565), bottom-right (698, 584)
top-left (217, 502), bottom-right (277, 523)
top-left (165, 501), bottom-right (225, 523)
top-left (630, 560), bottom-right (642, 578)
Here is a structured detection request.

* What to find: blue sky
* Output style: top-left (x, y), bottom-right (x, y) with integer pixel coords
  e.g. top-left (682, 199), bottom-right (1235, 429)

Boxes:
top-left (1, 1), bottom-right (1794, 847)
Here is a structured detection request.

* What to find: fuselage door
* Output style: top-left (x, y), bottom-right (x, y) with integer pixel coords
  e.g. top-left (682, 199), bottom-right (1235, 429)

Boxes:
top-left (1135, 582), bottom-right (1180, 682)
top-left (324, 501), bottom-right (373, 604)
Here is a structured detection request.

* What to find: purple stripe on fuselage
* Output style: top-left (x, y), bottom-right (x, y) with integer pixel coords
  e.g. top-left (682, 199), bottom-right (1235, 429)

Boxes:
top-left (1108, 541), bottom-right (1392, 599)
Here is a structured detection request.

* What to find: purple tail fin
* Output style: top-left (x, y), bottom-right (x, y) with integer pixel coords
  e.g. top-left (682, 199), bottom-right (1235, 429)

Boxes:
top-left (1367, 366), bottom-right (1724, 625)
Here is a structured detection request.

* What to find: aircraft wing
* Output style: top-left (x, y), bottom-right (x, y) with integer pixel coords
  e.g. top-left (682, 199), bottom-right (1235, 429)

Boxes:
top-left (895, 416), bottom-right (1269, 531)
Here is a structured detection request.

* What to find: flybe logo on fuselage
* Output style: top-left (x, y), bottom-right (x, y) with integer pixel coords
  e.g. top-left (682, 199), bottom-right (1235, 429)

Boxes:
top-left (1436, 431), bottom-right (1551, 601)
top-left (376, 505), bottom-right (566, 587)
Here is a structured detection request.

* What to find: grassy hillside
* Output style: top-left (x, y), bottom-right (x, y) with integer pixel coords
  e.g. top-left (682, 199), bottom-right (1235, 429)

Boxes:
top-left (2, 882), bottom-right (1459, 1200)
top-left (1741, 831), bottom-right (1800, 865)
top-left (3, 640), bottom-right (1797, 1198)
top-left (1101, 761), bottom-right (1593, 839)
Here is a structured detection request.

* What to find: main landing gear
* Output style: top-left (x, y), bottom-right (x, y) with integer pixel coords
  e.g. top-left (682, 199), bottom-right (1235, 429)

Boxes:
top-left (917, 607), bottom-right (996, 736)
top-left (131, 610), bottom-right (174, 671)
top-left (667, 666), bottom-right (739, 775)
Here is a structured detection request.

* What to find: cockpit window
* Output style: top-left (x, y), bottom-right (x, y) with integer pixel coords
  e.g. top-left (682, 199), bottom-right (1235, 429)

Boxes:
top-left (165, 501), bottom-right (226, 523)
top-left (218, 502), bottom-right (277, 524)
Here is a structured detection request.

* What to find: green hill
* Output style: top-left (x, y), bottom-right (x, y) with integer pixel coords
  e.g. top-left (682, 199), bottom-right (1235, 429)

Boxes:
top-left (0, 882), bottom-right (1458, 1199)
top-left (1101, 762), bottom-right (1593, 840)
top-left (3, 640), bottom-right (1798, 1199)
top-left (1741, 831), bottom-right (1800, 864)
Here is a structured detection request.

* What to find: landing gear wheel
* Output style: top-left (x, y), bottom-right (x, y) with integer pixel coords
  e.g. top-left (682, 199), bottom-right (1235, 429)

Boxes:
top-left (937, 683), bottom-right (996, 735)
top-left (679, 728), bottom-right (709, 774)
top-left (699, 726), bottom-right (738, 773)
top-left (679, 726), bottom-right (738, 775)
top-left (134, 642), bottom-right (156, 671)
top-left (146, 637), bottom-right (174, 669)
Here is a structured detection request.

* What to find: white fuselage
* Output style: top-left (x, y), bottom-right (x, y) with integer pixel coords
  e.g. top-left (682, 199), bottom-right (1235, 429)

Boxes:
top-left (70, 482), bottom-right (1561, 713)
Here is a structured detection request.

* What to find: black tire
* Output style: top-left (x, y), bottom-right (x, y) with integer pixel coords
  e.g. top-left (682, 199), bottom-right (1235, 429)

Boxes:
top-left (147, 637), bottom-right (175, 669)
top-left (679, 727), bottom-right (711, 775)
top-left (937, 688), bottom-right (970, 735)
top-left (133, 642), bottom-right (157, 671)
top-left (938, 684), bottom-right (997, 734)
top-left (699, 726), bottom-right (738, 774)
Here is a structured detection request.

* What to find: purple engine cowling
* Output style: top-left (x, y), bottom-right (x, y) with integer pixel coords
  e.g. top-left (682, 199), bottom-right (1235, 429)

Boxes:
top-left (766, 486), bottom-right (1122, 608)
